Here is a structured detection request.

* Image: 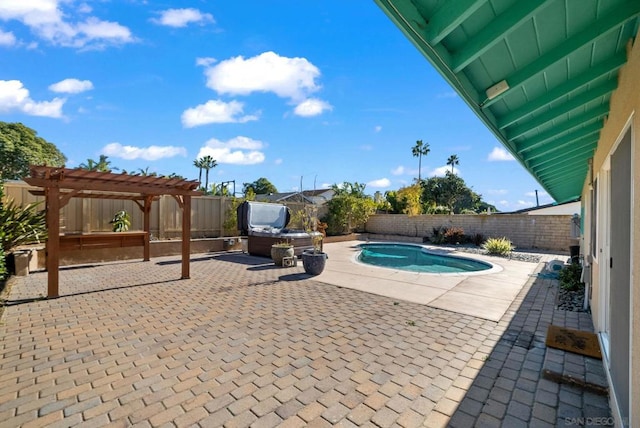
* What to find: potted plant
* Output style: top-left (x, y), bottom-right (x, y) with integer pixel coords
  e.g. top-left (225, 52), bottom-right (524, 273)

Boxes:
top-left (302, 233), bottom-right (327, 275)
top-left (271, 240), bottom-right (294, 266)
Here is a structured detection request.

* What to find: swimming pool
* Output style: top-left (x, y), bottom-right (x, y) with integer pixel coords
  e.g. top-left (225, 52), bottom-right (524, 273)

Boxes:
top-left (358, 243), bottom-right (493, 273)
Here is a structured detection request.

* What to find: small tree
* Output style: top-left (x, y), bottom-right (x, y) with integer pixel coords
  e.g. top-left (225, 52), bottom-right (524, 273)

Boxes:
top-left (324, 182), bottom-right (376, 235)
top-left (243, 178), bottom-right (277, 196)
top-left (385, 184), bottom-right (422, 215)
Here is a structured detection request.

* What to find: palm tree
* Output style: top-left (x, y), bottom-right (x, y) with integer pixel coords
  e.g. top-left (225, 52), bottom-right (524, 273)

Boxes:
top-left (193, 158), bottom-right (204, 186)
top-left (411, 140), bottom-right (430, 182)
top-left (200, 155), bottom-right (217, 193)
top-left (447, 154), bottom-right (460, 174)
top-left (79, 155), bottom-right (115, 172)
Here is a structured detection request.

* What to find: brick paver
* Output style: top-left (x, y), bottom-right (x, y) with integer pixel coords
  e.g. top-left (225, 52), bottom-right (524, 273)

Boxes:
top-left (0, 248), bottom-right (612, 426)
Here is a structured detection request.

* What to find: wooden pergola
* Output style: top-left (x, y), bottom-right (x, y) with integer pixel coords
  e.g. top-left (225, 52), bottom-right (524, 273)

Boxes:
top-left (23, 166), bottom-right (202, 298)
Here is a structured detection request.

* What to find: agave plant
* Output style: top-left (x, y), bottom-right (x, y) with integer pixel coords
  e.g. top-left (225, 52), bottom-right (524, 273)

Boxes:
top-left (0, 199), bottom-right (47, 252)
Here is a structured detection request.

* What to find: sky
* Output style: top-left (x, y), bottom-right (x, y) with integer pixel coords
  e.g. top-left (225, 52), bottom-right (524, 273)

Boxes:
top-left (0, 1), bottom-right (555, 211)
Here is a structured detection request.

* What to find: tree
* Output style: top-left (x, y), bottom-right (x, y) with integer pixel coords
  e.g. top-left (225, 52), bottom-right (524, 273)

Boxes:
top-left (411, 140), bottom-right (430, 182)
top-left (199, 155), bottom-right (217, 193)
top-left (446, 154), bottom-right (460, 174)
top-left (137, 167), bottom-right (156, 176)
top-left (420, 171), bottom-right (496, 214)
top-left (243, 178), bottom-right (277, 196)
top-left (324, 182), bottom-right (376, 235)
top-left (0, 121), bottom-right (66, 180)
top-left (385, 184), bottom-right (422, 215)
top-left (79, 155), bottom-right (116, 172)
top-left (331, 182), bottom-right (367, 198)
top-left (193, 158), bottom-right (204, 186)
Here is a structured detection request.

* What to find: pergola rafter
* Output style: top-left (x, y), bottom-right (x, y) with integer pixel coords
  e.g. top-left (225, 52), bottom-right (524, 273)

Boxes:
top-left (23, 166), bottom-right (202, 298)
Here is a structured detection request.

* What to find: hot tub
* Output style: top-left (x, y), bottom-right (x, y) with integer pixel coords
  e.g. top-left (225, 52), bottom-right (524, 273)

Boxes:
top-left (236, 201), bottom-right (320, 257)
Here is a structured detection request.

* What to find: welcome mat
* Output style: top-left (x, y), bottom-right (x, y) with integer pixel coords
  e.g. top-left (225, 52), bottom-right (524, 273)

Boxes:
top-left (545, 325), bottom-right (602, 359)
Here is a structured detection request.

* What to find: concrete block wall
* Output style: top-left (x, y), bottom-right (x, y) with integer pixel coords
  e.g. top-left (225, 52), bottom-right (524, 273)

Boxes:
top-left (365, 214), bottom-right (574, 252)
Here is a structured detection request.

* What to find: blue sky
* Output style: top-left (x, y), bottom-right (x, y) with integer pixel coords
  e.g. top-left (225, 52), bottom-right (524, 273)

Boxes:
top-left (0, 1), bottom-right (553, 210)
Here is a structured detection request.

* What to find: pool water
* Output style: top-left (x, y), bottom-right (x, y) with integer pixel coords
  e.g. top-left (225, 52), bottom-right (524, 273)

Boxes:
top-left (358, 243), bottom-right (492, 273)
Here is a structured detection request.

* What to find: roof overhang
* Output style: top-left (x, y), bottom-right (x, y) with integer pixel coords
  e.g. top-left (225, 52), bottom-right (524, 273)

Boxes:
top-left (374, 0), bottom-right (640, 202)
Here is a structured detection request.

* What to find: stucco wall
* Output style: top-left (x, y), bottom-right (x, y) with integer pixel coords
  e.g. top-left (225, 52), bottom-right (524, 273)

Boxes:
top-left (585, 30), bottom-right (639, 425)
top-left (365, 214), bottom-right (574, 252)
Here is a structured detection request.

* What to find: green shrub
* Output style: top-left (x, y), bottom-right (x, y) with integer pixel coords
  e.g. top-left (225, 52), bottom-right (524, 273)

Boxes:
top-left (430, 226), bottom-right (446, 244)
top-left (471, 233), bottom-right (485, 247)
top-left (223, 197), bottom-right (241, 236)
top-left (482, 237), bottom-right (514, 255)
top-left (0, 199), bottom-right (47, 252)
top-left (559, 262), bottom-right (584, 291)
top-left (0, 246), bottom-right (6, 282)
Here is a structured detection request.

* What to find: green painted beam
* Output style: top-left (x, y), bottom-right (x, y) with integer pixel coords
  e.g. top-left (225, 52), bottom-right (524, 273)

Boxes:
top-left (497, 52), bottom-right (627, 128)
top-left (426, 0), bottom-right (486, 45)
top-left (506, 79), bottom-right (617, 140)
top-left (526, 136), bottom-right (597, 168)
top-left (374, 0), bottom-right (483, 106)
top-left (516, 104), bottom-right (609, 153)
top-left (537, 162), bottom-right (587, 182)
top-left (452, 1), bottom-right (549, 73)
top-left (522, 122), bottom-right (601, 159)
top-left (526, 134), bottom-right (598, 163)
top-left (481, 2), bottom-right (640, 108)
top-left (532, 149), bottom-right (595, 175)
top-left (544, 179), bottom-right (583, 197)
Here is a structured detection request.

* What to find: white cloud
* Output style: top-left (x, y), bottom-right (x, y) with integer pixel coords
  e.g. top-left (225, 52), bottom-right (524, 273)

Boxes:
top-left (436, 91), bottom-right (458, 99)
top-left (152, 8), bottom-right (214, 28)
top-left (516, 200), bottom-right (532, 207)
top-left (0, 1), bottom-right (134, 49)
top-left (0, 30), bottom-right (16, 46)
top-left (274, 158), bottom-right (283, 165)
top-left (498, 200), bottom-right (509, 206)
top-left (488, 146), bottom-right (515, 161)
top-left (360, 144), bottom-right (373, 151)
top-left (525, 190), bottom-right (548, 198)
top-left (181, 99), bottom-right (259, 127)
top-left (101, 143), bottom-right (187, 161)
top-left (429, 166), bottom-right (451, 177)
top-left (49, 78), bottom-right (93, 94)
top-left (367, 178), bottom-right (391, 188)
top-left (0, 79), bottom-right (64, 117)
top-left (374, 125), bottom-right (382, 132)
top-left (196, 136), bottom-right (266, 165)
top-left (203, 51), bottom-right (321, 102)
top-left (293, 98), bottom-right (332, 117)
top-left (488, 189), bottom-right (508, 195)
top-left (391, 166), bottom-right (405, 175)
top-left (196, 57), bottom-right (216, 67)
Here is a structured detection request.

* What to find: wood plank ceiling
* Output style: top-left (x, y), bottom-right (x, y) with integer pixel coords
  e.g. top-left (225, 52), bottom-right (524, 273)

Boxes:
top-left (374, 0), bottom-right (640, 203)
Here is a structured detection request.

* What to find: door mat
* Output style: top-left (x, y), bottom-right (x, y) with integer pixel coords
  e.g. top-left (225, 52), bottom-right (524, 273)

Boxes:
top-left (545, 325), bottom-right (602, 359)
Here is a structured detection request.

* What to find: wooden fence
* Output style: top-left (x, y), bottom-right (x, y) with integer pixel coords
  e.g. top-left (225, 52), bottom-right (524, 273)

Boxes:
top-left (3, 181), bottom-right (328, 240)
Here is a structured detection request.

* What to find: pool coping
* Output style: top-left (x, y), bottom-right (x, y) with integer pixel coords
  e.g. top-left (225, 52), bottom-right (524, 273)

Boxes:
top-left (315, 240), bottom-right (559, 322)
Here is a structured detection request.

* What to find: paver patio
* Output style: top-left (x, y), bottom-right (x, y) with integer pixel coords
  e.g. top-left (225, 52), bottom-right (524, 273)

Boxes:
top-left (0, 241), bottom-right (611, 427)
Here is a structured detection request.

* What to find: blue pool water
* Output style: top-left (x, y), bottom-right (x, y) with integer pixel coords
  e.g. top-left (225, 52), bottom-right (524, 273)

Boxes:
top-left (358, 243), bottom-right (492, 273)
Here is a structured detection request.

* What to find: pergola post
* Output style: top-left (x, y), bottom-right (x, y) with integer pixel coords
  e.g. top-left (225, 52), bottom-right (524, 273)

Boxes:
top-left (143, 196), bottom-right (152, 261)
top-left (182, 195), bottom-right (191, 279)
top-left (46, 187), bottom-right (60, 298)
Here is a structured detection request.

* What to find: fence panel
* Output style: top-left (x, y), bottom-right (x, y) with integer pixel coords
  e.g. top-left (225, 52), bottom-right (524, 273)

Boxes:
top-left (3, 181), bottom-right (233, 239)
